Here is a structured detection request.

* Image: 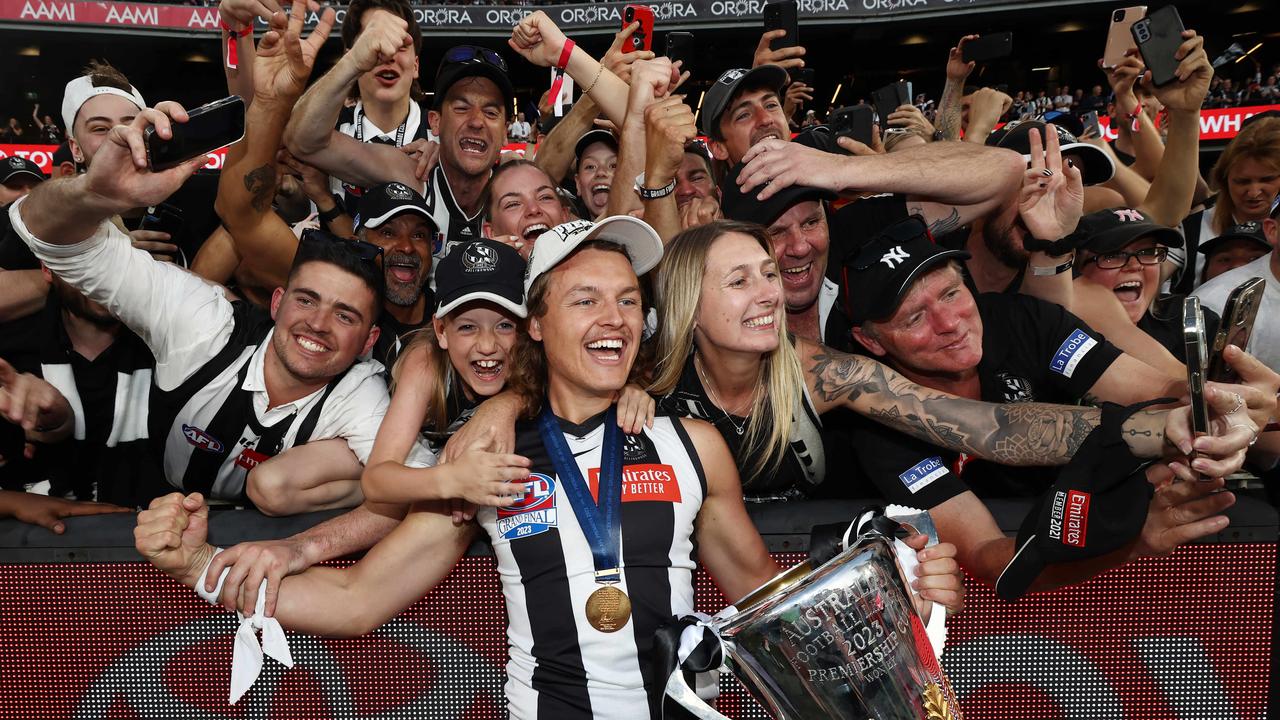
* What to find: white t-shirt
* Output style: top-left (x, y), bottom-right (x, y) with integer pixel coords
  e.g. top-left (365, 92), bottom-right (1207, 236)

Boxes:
top-left (1192, 252), bottom-right (1280, 372)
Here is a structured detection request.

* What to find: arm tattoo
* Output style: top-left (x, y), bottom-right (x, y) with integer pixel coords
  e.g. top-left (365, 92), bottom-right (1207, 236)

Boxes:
top-left (935, 78), bottom-right (965, 141)
top-left (926, 207), bottom-right (961, 237)
top-left (244, 164), bottom-right (277, 214)
top-left (809, 348), bottom-right (1102, 465)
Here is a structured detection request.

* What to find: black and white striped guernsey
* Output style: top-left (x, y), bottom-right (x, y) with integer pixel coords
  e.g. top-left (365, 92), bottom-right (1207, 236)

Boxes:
top-left (477, 409), bottom-right (707, 720)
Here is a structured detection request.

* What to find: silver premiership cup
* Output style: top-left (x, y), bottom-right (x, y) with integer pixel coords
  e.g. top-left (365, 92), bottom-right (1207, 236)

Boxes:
top-left (710, 535), bottom-right (961, 720)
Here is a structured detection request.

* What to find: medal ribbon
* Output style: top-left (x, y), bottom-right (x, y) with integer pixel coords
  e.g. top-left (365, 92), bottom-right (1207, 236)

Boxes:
top-left (537, 403), bottom-right (623, 583)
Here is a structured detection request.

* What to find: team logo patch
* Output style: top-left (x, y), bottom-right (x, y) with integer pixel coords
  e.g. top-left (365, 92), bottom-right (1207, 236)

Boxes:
top-left (497, 472), bottom-right (558, 540)
top-left (621, 433), bottom-right (648, 462)
top-left (462, 242), bottom-right (498, 272)
top-left (432, 232), bottom-right (447, 255)
top-left (719, 68), bottom-right (747, 85)
top-left (898, 456), bottom-right (948, 494)
top-left (588, 464), bottom-right (682, 503)
top-left (385, 182), bottom-right (413, 200)
top-left (996, 372), bottom-right (1035, 403)
top-left (1049, 329), bottom-right (1097, 379)
top-left (182, 424), bottom-right (224, 454)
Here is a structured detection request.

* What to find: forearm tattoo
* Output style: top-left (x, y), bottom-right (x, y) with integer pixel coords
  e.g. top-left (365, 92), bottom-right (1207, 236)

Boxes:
top-left (244, 164), bottom-right (277, 213)
top-left (810, 349), bottom-right (1101, 465)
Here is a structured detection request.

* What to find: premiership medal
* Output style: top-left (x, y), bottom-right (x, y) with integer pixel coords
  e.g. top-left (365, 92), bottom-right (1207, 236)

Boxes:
top-left (585, 585), bottom-right (632, 633)
top-left (538, 404), bottom-right (631, 634)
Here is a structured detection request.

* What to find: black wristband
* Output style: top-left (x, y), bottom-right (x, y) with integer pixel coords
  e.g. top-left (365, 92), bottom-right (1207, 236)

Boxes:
top-left (318, 194), bottom-right (345, 224)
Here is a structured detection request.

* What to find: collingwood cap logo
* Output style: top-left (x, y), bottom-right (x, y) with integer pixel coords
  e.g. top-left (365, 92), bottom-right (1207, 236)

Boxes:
top-left (718, 68), bottom-right (747, 85)
top-left (8, 157), bottom-right (24, 169)
top-left (386, 183), bottom-right (413, 200)
top-left (462, 242), bottom-right (498, 273)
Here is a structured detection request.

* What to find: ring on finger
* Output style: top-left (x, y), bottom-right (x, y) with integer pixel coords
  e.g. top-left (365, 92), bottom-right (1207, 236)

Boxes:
top-left (1228, 392), bottom-right (1245, 415)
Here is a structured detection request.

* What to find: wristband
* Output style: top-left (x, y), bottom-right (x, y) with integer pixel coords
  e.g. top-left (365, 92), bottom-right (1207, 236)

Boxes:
top-left (220, 21), bottom-right (252, 70)
top-left (1030, 254), bottom-right (1075, 276)
top-left (317, 194), bottom-right (346, 225)
top-left (1126, 103), bottom-right (1142, 133)
top-left (557, 38), bottom-right (576, 70)
top-left (634, 173), bottom-right (676, 200)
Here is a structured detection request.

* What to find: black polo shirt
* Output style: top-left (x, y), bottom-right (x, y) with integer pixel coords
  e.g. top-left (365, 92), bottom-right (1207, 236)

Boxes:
top-left (848, 293), bottom-right (1123, 508)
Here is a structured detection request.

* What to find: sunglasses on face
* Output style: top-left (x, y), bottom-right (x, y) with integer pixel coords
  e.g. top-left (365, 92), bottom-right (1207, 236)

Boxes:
top-left (1084, 246), bottom-right (1168, 269)
top-left (440, 46), bottom-right (508, 76)
top-left (300, 228), bottom-right (385, 266)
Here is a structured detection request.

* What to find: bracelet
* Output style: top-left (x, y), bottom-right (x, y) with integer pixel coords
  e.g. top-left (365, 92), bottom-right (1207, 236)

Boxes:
top-left (317, 194), bottom-right (346, 224)
top-left (582, 64), bottom-right (605, 96)
top-left (1127, 103), bottom-right (1142, 133)
top-left (634, 173), bottom-right (676, 200)
top-left (557, 38), bottom-right (575, 70)
top-left (1030, 254), bottom-right (1075, 276)
top-left (219, 21), bottom-right (252, 70)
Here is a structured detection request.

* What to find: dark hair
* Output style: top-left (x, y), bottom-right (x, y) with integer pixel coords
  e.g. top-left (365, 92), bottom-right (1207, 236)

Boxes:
top-left (506, 240), bottom-right (642, 415)
top-left (708, 83), bottom-right (784, 142)
top-left (482, 159), bottom-right (552, 220)
top-left (288, 234), bottom-right (385, 323)
top-left (341, 0), bottom-right (424, 102)
top-left (82, 59), bottom-right (132, 93)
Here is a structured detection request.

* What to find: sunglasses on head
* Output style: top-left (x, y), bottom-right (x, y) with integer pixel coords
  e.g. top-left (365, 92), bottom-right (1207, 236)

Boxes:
top-left (440, 46), bottom-right (508, 76)
top-left (300, 228), bottom-right (385, 266)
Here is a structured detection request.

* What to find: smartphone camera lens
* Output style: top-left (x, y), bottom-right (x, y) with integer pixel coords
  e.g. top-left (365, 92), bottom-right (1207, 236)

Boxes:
top-left (1113, 9), bottom-right (1124, 22)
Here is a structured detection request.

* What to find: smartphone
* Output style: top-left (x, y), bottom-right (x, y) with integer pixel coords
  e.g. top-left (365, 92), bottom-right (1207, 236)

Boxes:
top-left (1184, 296), bottom-right (1210, 441)
top-left (1207, 277), bottom-right (1265, 383)
top-left (1103, 6), bottom-right (1146, 69)
top-left (793, 67), bottom-right (815, 86)
top-left (961, 32), bottom-right (1013, 63)
top-left (1131, 5), bottom-right (1185, 87)
top-left (665, 31), bottom-right (694, 72)
top-left (146, 96), bottom-right (245, 172)
top-left (1081, 110), bottom-right (1101, 138)
top-left (139, 202), bottom-right (184, 238)
top-left (829, 105), bottom-right (874, 147)
top-left (872, 81), bottom-right (911, 134)
top-left (622, 5), bottom-right (654, 53)
top-left (763, 0), bottom-right (798, 51)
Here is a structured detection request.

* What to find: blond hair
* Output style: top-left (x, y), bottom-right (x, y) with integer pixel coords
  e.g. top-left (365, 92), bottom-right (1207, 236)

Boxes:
top-left (1210, 117), bottom-right (1280, 235)
top-left (649, 220), bottom-right (805, 482)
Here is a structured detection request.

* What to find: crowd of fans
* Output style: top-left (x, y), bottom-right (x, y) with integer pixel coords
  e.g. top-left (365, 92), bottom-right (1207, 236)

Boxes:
top-left (1, 0), bottom-right (1278, 713)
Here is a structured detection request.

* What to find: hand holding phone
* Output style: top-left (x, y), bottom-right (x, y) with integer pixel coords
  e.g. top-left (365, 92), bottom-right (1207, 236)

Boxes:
top-left (622, 5), bottom-right (654, 53)
top-left (1184, 297), bottom-right (1210, 477)
top-left (1103, 6), bottom-right (1146, 69)
top-left (829, 105), bottom-right (874, 148)
top-left (146, 96), bottom-right (245, 171)
top-left (1131, 5), bottom-right (1185, 87)
top-left (665, 32), bottom-right (694, 74)
top-left (961, 32), bottom-right (1013, 63)
top-left (763, 0), bottom-right (798, 51)
top-left (1207, 278), bottom-right (1265, 383)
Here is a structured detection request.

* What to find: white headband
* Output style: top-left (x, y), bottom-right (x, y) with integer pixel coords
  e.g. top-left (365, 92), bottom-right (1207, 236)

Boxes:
top-left (61, 75), bottom-right (146, 139)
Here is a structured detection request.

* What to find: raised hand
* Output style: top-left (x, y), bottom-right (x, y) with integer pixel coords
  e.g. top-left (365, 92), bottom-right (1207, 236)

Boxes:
top-left (643, 94), bottom-right (696, 185)
top-left (1145, 30), bottom-right (1212, 113)
top-left (603, 21), bottom-right (655, 84)
top-left (0, 357), bottom-right (72, 434)
top-left (134, 492), bottom-right (216, 587)
top-left (346, 6), bottom-right (411, 74)
top-left (1102, 54), bottom-right (1144, 108)
top-left (886, 104), bottom-right (936, 141)
top-left (753, 29), bottom-right (805, 71)
top-left (509, 11), bottom-right (569, 69)
top-left (1018, 125), bottom-right (1084, 245)
top-left (83, 102), bottom-right (205, 215)
top-left (783, 81), bottom-right (814, 120)
top-left (1164, 384), bottom-right (1260, 481)
top-left (218, 0), bottom-right (280, 30)
top-left (253, 0), bottom-right (336, 104)
top-left (946, 35), bottom-right (979, 82)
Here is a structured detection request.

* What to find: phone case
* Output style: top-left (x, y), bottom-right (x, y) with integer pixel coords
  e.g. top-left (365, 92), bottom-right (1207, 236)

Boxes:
top-left (146, 95), bottom-right (245, 172)
top-left (830, 105), bottom-right (873, 146)
top-left (1183, 296), bottom-right (1210, 437)
top-left (764, 1), bottom-right (797, 51)
top-left (1132, 5), bottom-right (1184, 86)
top-left (1207, 277), bottom-right (1265, 383)
top-left (1103, 6), bottom-right (1146, 69)
top-left (961, 32), bottom-right (1013, 63)
top-left (622, 5), bottom-right (654, 53)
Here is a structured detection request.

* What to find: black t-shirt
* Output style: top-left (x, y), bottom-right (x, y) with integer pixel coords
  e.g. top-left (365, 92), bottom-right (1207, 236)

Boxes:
top-left (372, 295), bottom-right (433, 372)
top-left (850, 293), bottom-right (1123, 509)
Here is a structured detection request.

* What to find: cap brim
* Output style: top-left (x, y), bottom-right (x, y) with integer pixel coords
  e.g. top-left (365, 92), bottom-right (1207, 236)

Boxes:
top-left (866, 249), bottom-right (971, 322)
top-left (1, 170), bottom-right (44, 185)
top-left (1060, 143), bottom-right (1115, 185)
top-left (701, 65), bottom-right (790, 137)
top-left (436, 289), bottom-right (527, 319)
top-left (1199, 234), bottom-right (1272, 256)
top-left (1088, 223), bottom-right (1185, 252)
top-left (360, 204), bottom-right (436, 230)
top-left (575, 129), bottom-right (618, 160)
top-left (435, 64), bottom-right (515, 108)
top-left (995, 533), bottom-right (1045, 602)
top-left (584, 215), bottom-right (664, 277)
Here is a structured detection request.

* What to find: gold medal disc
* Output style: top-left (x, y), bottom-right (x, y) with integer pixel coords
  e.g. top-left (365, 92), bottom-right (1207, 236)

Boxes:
top-left (585, 585), bottom-right (631, 633)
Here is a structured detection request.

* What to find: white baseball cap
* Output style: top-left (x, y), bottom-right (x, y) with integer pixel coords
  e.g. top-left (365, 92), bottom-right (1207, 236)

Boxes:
top-left (61, 75), bottom-right (147, 138)
top-left (523, 216), bottom-right (664, 294)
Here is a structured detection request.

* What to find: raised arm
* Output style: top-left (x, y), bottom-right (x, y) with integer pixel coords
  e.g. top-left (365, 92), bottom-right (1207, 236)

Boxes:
top-left (1136, 30), bottom-right (1212, 228)
top-left (736, 134), bottom-right (1024, 236)
top-left (638, 93), bottom-right (694, 242)
top-left (607, 58), bottom-right (681, 219)
top-left (935, 35), bottom-right (978, 141)
top-left (214, 0), bottom-right (336, 290)
top-left (282, 10), bottom-right (419, 189)
top-left (534, 95), bottom-right (600, 183)
top-left (509, 11), bottom-right (632, 127)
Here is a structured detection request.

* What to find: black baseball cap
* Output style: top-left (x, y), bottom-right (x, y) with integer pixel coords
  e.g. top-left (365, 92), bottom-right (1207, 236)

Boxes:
top-left (1, 157), bottom-right (44, 186)
top-left (701, 65), bottom-right (789, 137)
top-left (841, 216), bottom-right (970, 326)
top-left (1199, 221), bottom-right (1272, 257)
top-left (1073, 207), bottom-right (1185, 255)
top-left (720, 129), bottom-right (839, 224)
top-left (434, 238), bottom-right (527, 318)
top-left (995, 404), bottom-right (1155, 602)
top-left (355, 182), bottom-right (437, 232)
top-left (574, 129), bottom-right (618, 163)
top-left (986, 119), bottom-right (1115, 186)
top-left (433, 45), bottom-right (515, 110)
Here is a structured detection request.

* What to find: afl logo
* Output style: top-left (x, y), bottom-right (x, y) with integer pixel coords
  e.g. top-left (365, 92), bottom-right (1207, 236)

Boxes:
top-left (182, 424), bottom-right (224, 454)
top-left (505, 473), bottom-right (556, 513)
top-left (462, 242), bottom-right (498, 272)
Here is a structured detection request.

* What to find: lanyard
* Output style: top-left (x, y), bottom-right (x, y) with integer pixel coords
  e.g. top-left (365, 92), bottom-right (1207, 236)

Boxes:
top-left (537, 404), bottom-right (623, 583)
top-left (354, 103), bottom-right (408, 147)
